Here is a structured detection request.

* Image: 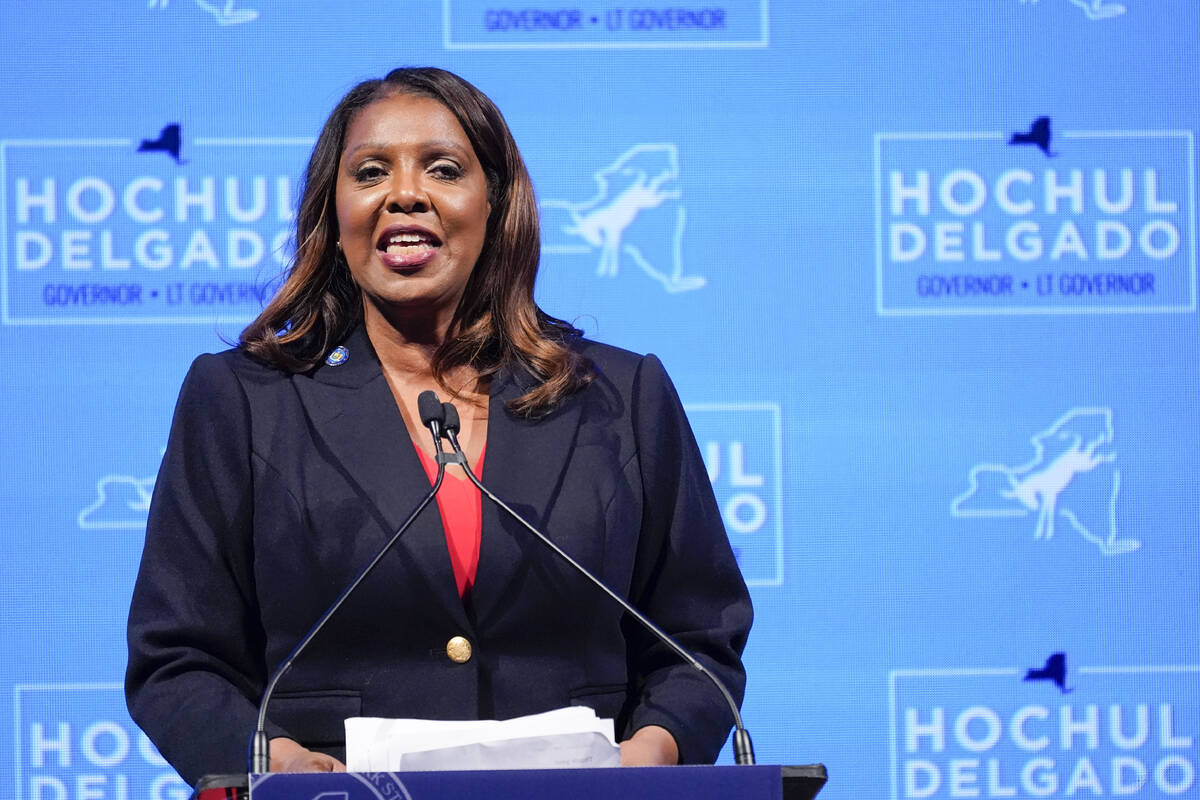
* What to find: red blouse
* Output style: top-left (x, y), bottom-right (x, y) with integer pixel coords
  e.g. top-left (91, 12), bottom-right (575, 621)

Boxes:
top-left (414, 443), bottom-right (485, 598)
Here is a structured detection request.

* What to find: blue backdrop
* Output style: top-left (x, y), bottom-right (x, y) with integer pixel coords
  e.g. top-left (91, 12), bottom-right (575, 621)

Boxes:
top-left (2, 2), bottom-right (1198, 798)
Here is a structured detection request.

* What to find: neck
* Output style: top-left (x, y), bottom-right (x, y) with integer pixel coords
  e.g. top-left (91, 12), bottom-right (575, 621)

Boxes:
top-left (361, 296), bottom-right (452, 375)
top-left (362, 302), bottom-right (485, 403)
top-left (366, 319), bottom-right (439, 380)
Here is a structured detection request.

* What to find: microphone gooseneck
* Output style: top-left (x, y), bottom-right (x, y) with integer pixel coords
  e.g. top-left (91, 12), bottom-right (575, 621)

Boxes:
top-left (439, 401), bottom-right (756, 766)
top-left (250, 392), bottom-right (449, 774)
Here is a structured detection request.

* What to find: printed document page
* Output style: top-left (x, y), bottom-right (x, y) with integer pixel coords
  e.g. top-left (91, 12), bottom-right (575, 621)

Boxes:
top-left (344, 706), bottom-right (622, 771)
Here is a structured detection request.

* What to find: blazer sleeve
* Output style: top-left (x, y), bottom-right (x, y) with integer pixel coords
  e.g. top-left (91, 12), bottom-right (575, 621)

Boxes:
top-left (622, 354), bottom-right (753, 764)
top-left (125, 353), bottom-right (278, 785)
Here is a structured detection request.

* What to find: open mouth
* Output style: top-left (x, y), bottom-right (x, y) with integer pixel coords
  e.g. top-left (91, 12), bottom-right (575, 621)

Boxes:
top-left (376, 226), bottom-right (442, 269)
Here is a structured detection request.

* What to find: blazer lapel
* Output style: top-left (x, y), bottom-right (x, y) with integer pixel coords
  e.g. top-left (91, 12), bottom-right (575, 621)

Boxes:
top-left (471, 369), bottom-right (584, 626)
top-left (291, 326), bottom-right (467, 626)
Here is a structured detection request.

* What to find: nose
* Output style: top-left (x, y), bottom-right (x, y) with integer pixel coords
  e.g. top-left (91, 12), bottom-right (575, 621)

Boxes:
top-left (385, 169), bottom-right (429, 214)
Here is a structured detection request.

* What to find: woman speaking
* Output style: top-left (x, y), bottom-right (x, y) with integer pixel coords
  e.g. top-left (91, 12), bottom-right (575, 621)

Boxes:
top-left (125, 67), bottom-right (751, 786)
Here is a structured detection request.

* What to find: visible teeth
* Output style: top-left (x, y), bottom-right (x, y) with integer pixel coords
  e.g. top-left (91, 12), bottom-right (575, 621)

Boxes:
top-left (383, 232), bottom-right (435, 255)
top-left (390, 233), bottom-right (427, 244)
top-left (386, 244), bottom-right (427, 254)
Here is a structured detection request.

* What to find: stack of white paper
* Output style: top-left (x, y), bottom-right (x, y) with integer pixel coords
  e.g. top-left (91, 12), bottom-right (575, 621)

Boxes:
top-left (344, 706), bottom-right (622, 772)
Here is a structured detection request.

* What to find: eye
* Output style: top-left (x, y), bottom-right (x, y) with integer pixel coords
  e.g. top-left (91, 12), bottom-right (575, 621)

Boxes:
top-left (430, 161), bottom-right (464, 181)
top-left (352, 163), bottom-right (387, 183)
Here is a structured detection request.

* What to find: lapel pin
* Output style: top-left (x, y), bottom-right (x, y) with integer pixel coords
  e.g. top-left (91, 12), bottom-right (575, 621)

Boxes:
top-left (325, 346), bottom-right (349, 366)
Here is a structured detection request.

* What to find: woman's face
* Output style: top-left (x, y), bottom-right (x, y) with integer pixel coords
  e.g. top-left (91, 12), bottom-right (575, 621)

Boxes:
top-left (335, 92), bottom-right (491, 328)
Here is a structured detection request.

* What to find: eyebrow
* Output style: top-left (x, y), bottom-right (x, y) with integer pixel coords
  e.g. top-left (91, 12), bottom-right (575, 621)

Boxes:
top-left (343, 139), bottom-right (471, 160)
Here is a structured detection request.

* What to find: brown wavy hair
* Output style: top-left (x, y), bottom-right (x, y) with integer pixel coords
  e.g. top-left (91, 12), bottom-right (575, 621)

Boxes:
top-left (240, 67), bottom-right (591, 416)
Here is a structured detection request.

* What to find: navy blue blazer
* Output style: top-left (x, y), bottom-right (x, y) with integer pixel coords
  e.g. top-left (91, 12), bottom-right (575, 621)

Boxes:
top-left (125, 326), bottom-right (752, 786)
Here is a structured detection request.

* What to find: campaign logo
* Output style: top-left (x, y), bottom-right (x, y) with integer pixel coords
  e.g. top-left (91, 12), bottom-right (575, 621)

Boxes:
top-left (874, 122), bottom-right (1195, 315)
top-left (541, 144), bottom-right (707, 293)
top-left (951, 407), bottom-right (1139, 556)
top-left (685, 403), bottom-right (783, 587)
top-left (1009, 118), bottom-right (1058, 158)
top-left (1019, 0), bottom-right (1128, 21)
top-left (14, 683), bottom-right (189, 800)
top-left (1025, 654), bottom-right (1074, 694)
top-left (1, 127), bottom-right (312, 325)
top-left (147, 0), bottom-right (259, 26)
top-left (890, 659), bottom-right (1200, 798)
top-left (137, 125), bottom-right (186, 165)
top-left (78, 471), bottom-right (156, 530)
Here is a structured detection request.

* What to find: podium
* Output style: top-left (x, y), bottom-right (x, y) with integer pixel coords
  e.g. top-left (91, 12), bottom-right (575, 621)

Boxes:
top-left (194, 764), bottom-right (827, 800)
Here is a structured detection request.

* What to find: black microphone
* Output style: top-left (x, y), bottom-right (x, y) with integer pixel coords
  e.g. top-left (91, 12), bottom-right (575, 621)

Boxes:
top-left (438, 401), bottom-right (756, 766)
top-left (418, 389), bottom-right (445, 442)
top-left (442, 401), bottom-right (460, 434)
top-left (250, 391), bottom-right (449, 773)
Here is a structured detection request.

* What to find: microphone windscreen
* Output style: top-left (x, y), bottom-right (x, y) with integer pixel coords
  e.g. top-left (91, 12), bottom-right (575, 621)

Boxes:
top-left (417, 390), bottom-right (445, 427)
top-left (442, 402), bottom-right (461, 434)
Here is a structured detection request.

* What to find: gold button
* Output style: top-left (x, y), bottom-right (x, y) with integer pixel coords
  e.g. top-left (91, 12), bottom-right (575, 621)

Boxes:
top-left (446, 635), bottom-right (472, 664)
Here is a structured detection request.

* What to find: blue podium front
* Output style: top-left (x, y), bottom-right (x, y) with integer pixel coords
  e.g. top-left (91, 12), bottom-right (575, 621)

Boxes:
top-left (236, 765), bottom-right (826, 800)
